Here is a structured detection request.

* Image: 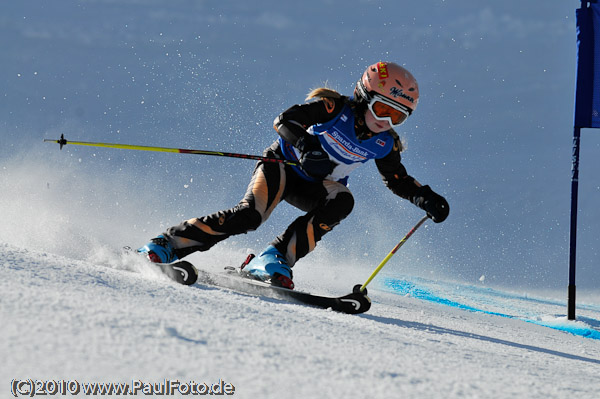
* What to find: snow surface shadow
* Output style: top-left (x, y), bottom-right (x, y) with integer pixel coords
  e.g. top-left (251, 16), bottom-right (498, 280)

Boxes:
top-left (164, 327), bottom-right (207, 345)
top-left (361, 314), bottom-right (600, 365)
top-left (579, 316), bottom-right (600, 329)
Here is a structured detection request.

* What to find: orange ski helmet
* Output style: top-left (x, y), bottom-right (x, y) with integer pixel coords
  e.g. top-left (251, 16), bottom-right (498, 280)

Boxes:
top-left (355, 62), bottom-right (419, 114)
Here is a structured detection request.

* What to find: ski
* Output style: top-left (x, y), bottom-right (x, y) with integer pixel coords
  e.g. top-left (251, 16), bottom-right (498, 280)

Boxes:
top-left (193, 264), bottom-right (371, 314)
top-left (147, 257), bottom-right (370, 314)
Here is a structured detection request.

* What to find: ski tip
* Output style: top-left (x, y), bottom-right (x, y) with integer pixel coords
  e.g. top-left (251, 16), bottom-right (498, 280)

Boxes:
top-left (161, 261), bottom-right (198, 285)
top-left (339, 290), bottom-right (371, 314)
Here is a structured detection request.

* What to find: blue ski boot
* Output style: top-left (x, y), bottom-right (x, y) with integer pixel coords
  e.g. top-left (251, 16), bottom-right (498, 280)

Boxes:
top-left (137, 235), bottom-right (179, 264)
top-left (241, 245), bottom-right (294, 289)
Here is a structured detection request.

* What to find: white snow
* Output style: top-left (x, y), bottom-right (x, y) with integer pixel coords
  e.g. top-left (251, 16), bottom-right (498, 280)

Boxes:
top-left (2, 242), bottom-right (599, 398)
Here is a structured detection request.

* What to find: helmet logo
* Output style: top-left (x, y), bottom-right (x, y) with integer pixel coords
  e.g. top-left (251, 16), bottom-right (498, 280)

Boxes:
top-left (377, 62), bottom-right (389, 79)
top-left (390, 86), bottom-right (415, 104)
top-left (397, 79), bottom-right (416, 92)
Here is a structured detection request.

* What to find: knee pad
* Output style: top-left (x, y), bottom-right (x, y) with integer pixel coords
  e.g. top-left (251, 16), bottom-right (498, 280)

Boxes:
top-left (334, 191), bottom-right (355, 220)
top-left (312, 191), bottom-right (354, 233)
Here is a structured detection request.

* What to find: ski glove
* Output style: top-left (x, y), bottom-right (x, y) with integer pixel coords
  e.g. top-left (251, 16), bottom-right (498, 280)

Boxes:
top-left (300, 150), bottom-right (334, 179)
top-left (295, 136), bottom-right (334, 179)
top-left (413, 185), bottom-right (449, 223)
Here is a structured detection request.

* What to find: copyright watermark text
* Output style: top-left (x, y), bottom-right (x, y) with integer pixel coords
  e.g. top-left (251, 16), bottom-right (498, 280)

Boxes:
top-left (10, 379), bottom-right (235, 397)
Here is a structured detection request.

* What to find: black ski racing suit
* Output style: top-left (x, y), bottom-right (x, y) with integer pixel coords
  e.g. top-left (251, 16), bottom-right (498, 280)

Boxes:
top-left (163, 97), bottom-right (424, 267)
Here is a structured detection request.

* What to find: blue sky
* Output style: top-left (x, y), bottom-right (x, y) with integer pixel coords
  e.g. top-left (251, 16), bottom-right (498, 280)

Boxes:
top-left (1, 0), bottom-right (598, 291)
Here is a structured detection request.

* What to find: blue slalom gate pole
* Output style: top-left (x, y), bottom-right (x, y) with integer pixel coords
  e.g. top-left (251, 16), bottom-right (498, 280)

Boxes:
top-left (570, 0), bottom-right (600, 320)
top-left (568, 127), bottom-right (581, 320)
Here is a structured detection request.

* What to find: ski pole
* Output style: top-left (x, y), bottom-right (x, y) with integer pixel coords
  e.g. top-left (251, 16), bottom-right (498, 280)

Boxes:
top-left (359, 215), bottom-right (429, 292)
top-left (44, 134), bottom-right (299, 166)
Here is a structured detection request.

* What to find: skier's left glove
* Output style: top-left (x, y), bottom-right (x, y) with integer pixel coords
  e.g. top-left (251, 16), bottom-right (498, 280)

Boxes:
top-left (413, 185), bottom-right (449, 223)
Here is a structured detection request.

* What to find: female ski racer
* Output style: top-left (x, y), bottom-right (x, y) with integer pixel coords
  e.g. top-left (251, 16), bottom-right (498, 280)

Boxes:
top-left (138, 61), bottom-right (449, 289)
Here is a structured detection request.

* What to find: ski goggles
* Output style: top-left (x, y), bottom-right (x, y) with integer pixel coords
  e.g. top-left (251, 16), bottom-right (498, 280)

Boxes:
top-left (367, 95), bottom-right (411, 127)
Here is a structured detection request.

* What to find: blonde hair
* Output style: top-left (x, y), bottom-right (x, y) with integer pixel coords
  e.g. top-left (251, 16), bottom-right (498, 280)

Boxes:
top-left (305, 87), bottom-right (342, 101)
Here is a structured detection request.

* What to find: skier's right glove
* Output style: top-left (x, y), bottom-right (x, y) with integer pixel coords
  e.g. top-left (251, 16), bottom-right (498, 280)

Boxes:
top-left (296, 136), bottom-right (334, 179)
top-left (412, 185), bottom-right (449, 223)
top-left (300, 150), bottom-right (334, 179)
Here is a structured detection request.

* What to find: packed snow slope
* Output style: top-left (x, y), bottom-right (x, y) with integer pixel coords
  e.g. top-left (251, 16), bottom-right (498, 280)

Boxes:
top-left (2, 243), bottom-right (600, 399)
